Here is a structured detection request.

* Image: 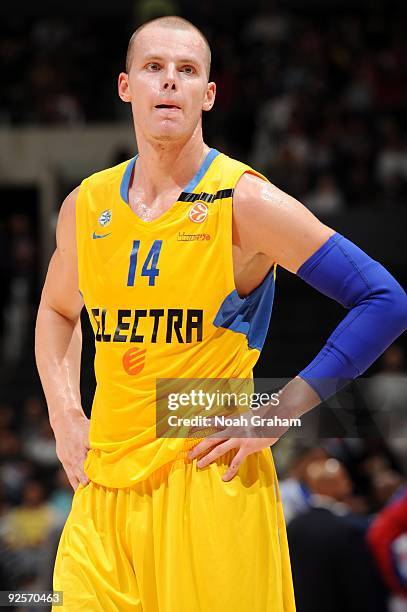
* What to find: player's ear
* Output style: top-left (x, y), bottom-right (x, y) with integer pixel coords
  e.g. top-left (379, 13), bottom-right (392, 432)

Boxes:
top-left (118, 73), bottom-right (131, 103)
top-left (202, 81), bottom-right (216, 112)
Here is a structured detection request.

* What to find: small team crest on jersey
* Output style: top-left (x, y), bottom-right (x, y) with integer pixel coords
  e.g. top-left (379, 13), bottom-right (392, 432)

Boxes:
top-left (98, 209), bottom-right (112, 227)
top-left (188, 202), bottom-right (208, 223)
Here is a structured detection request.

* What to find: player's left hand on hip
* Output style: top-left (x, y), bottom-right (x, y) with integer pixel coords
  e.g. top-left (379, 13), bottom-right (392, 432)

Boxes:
top-left (188, 435), bottom-right (278, 482)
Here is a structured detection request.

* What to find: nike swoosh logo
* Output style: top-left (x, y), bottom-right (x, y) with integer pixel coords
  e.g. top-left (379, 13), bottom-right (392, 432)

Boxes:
top-left (92, 232), bottom-right (112, 239)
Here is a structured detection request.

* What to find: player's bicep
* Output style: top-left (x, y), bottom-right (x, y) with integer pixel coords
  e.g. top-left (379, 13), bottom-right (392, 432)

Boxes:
top-left (41, 249), bottom-right (83, 319)
top-left (234, 173), bottom-right (336, 274)
top-left (40, 187), bottom-right (83, 321)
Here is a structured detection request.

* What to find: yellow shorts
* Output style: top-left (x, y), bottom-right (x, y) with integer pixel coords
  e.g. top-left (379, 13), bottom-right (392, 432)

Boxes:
top-left (53, 446), bottom-right (296, 611)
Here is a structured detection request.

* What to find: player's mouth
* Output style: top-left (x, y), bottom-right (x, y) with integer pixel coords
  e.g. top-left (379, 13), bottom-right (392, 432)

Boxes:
top-left (154, 104), bottom-right (181, 111)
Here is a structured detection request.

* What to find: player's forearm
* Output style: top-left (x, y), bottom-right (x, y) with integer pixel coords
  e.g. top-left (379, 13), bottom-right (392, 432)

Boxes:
top-left (259, 376), bottom-right (321, 428)
top-left (296, 233), bottom-right (407, 400)
top-left (35, 304), bottom-right (84, 430)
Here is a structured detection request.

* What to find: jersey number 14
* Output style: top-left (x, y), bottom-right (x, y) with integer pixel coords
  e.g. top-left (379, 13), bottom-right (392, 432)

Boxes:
top-left (127, 240), bottom-right (162, 287)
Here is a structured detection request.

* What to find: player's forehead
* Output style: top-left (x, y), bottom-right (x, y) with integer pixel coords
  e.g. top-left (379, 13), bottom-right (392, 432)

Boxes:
top-left (133, 24), bottom-right (207, 67)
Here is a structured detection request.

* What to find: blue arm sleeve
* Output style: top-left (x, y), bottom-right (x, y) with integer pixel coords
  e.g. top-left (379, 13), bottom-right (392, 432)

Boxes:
top-left (296, 232), bottom-right (407, 401)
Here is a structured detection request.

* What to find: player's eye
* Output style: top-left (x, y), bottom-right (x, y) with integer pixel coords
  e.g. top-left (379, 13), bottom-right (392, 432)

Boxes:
top-left (146, 63), bottom-right (160, 71)
top-left (181, 65), bottom-right (196, 74)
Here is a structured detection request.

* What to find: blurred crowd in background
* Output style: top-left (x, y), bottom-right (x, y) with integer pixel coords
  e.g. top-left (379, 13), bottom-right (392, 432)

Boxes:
top-left (0, 0), bottom-right (406, 610)
top-left (1, 1), bottom-right (407, 210)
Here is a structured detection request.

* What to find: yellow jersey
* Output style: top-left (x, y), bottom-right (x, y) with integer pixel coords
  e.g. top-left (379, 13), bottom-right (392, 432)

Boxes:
top-left (76, 148), bottom-right (277, 487)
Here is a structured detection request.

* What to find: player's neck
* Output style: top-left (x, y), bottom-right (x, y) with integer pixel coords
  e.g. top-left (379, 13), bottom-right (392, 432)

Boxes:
top-left (132, 131), bottom-right (210, 198)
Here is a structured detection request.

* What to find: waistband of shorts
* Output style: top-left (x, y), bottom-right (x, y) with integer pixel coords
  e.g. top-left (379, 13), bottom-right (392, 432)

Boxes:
top-left (84, 428), bottom-right (223, 490)
top-left (173, 427), bottom-right (220, 461)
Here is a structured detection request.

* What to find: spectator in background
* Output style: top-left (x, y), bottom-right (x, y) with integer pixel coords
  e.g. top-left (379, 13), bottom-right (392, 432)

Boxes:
top-left (376, 120), bottom-right (407, 206)
top-left (288, 457), bottom-right (388, 612)
top-left (363, 456), bottom-right (405, 513)
top-left (368, 345), bottom-right (407, 410)
top-left (251, 98), bottom-right (311, 198)
top-left (267, 119), bottom-right (311, 197)
top-left (367, 488), bottom-right (407, 612)
top-left (28, 60), bottom-right (84, 124)
top-left (0, 480), bottom-right (56, 581)
top-left (305, 173), bottom-right (345, 215)
top-left (2, 213), bottom-right (36, 365)
top-left (0, 404), bottom-right (34, 506)
top-left (243, 4), bottom-right (289, 46)
top-left (0, 456), bottom-right (34, 509)
top-left (343, 56), bottom-right (375, 112)
top-left (21, 395), bottom-right (46, 441)
top-left (367, 345), bottom-right (407, 474)
top-left (23, 417), bottom-right (59, 470)
top-left (279, 443), bottom-right (329, 525)
top-left (326, 436), bottom-right (405, 515)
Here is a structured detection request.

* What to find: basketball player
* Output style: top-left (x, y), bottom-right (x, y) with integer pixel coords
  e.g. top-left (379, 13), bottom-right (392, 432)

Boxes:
top-left (35, 16), bottom-right (407, 612)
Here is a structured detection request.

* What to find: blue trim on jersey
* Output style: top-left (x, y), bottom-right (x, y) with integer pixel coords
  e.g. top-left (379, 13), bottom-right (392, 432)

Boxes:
top-left (120, 155), bottom-right (138, 204)
top-left (183, 148), bottom-right (220, 193)
top-left (213, 266), bottom-right (276, 351)
top-left (120, 148), bottom-right (219, 204)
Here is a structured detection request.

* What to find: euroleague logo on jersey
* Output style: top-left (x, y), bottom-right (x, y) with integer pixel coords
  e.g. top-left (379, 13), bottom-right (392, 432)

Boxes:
top-left (188, 202), bottom-right (208, 223)
top-left (98, 209), bottom-right (112, 227)
top-left (122, 347), bottom-right (146, 375)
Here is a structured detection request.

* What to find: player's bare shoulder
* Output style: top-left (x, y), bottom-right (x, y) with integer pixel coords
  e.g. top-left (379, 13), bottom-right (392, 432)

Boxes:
top-left (233, 171), bottom-right (335, 273)
top-left (233, 171), bottom-right (313, 229)
top-left (56, 185), bottom-right (81, 256)
top-left (232, 171), bottom-right (303, 260)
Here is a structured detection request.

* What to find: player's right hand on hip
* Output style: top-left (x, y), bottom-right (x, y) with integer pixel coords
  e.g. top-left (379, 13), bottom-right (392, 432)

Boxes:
top-left (53, 412), bottom-right (91, 490)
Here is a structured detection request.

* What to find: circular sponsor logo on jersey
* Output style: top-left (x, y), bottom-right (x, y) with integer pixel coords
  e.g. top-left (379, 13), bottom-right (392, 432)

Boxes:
top-left (99, 209), bottom-right (112, 227)
top-left (189, 202), bottom-right (208, 223)
top-left (122, 347), bottom-right (146, 376)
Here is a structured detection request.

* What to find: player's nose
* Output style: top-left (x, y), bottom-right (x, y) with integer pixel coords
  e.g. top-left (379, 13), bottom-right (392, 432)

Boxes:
top-left (162, 64), bottom-right (177, 90)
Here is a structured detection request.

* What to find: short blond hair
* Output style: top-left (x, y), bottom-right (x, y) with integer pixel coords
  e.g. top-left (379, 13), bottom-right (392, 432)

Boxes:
top-left (126, 16), bottom-right (211, 78)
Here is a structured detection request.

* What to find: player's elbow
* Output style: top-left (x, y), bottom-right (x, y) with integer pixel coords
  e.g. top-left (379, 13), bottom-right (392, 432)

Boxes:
top-left (386, 282), bottom-right (407, 333)
top-left (370, 277), bottom-right (407, 339)
top-left (36, 296), bottom-right (82, 333)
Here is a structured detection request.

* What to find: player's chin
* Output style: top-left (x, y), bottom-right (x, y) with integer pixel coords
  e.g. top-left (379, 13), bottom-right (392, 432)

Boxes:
top-left (151, 125), bottom-right (189, 142)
